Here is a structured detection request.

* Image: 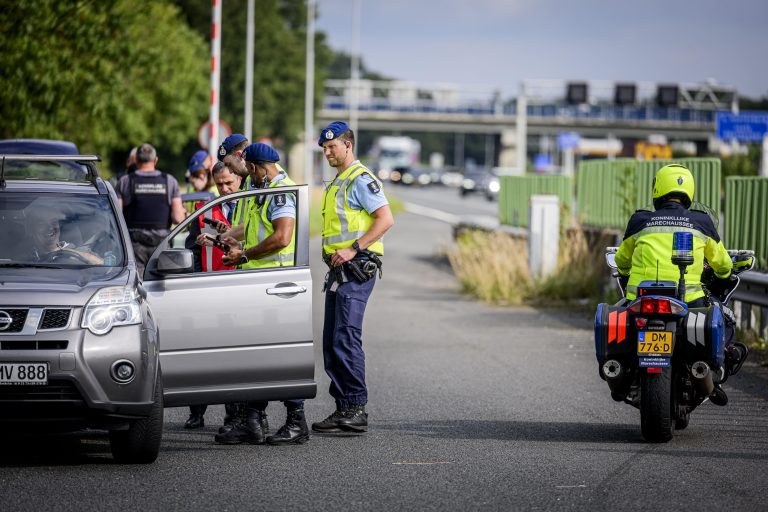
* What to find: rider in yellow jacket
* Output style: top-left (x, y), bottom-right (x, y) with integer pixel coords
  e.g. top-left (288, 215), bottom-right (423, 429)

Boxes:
top-left (615, 163), bottom-right (747, 405)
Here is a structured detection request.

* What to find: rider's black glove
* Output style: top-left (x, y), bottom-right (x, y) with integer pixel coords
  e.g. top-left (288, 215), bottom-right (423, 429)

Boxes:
top-left (709, 274), bottom-right (736, 301)
top-left (618, 274), bottom-right (629, 290)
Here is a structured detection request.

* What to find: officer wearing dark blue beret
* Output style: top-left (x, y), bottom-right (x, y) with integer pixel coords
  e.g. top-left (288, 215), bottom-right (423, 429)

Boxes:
top-left (312, 121), bottom-right (394, 434)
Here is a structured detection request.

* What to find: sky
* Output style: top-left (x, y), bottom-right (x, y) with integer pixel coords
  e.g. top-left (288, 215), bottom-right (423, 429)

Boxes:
top-left (315, 0), bottom-right (768, 101)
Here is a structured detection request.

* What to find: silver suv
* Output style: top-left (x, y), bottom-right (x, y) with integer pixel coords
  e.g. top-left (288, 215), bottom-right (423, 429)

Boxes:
top-left (0, 155), bottom-right (314, 463)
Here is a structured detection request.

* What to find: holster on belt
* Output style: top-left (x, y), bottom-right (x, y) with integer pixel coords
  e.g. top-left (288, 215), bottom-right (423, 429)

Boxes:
top-left (323, 254), bottom-right (350, 292)
top-left (322, 250), bottom-right (383, 291)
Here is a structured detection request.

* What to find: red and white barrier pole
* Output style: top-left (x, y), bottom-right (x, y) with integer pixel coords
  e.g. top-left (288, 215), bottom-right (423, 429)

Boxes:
top-left (208, 0), bottom-right (222, 160)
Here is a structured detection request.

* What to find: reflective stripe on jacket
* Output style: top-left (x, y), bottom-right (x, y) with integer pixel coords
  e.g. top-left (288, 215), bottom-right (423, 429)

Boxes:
top-left (321, 163), bottom-right (384, 256)
top-left (614, 201), bottom-right (732, 302)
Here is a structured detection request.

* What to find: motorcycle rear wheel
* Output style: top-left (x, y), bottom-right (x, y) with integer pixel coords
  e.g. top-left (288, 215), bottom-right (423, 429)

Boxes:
top-left (640, 367), bottom-right (674, 443)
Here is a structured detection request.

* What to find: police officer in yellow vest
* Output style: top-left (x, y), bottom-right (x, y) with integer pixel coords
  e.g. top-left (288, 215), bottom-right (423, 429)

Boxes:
top-left (201, 142), bottom-right (307, 445)
top-left (312, 121), bottom-right (394, 434)
top-left (615, 163), bottom-right (748, 405)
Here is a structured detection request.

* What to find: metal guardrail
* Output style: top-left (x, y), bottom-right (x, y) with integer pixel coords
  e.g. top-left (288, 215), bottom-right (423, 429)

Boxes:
top-left (732, 272), bottom-right (768, 308)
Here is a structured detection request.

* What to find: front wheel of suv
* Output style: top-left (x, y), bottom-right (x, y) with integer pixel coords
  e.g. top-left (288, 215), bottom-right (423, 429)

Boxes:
top-left (109, 374), bottom-right (163, 464)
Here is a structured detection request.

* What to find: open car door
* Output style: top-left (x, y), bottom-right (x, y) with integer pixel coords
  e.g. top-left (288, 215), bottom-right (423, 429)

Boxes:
top-left (142, 185), bottom-right (314, 407)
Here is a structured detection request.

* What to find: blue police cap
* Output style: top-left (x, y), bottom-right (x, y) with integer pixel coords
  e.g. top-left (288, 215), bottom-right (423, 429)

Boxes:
top-left (188, 150), bottom-right (208, 173)
top-left (318, 121), bottom-right (350, 146)
top-left (217, 133), bottom-right (248, 161)
top-left (243, 142), bottom-right (280, 163)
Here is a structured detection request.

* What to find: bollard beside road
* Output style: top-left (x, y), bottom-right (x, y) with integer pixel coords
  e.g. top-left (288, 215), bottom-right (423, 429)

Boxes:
top-left (529, 195), bottom-right (559, 278)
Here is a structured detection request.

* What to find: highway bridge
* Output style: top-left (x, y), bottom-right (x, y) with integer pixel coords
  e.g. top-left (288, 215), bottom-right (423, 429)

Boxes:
top-left (317, 78), bottom-right (738, 168)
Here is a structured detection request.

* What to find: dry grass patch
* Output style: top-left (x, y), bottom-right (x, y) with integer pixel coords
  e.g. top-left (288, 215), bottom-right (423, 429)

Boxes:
top-left (448, 227), bottom-right (606, 307)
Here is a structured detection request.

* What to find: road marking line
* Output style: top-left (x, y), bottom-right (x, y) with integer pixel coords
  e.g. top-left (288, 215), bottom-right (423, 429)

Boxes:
top-left (403, 202), bottom-right (460, 224)
top-left (555, 484), bottom-right (587, 489)
top-left (392, 461), bottom-right (452, 465)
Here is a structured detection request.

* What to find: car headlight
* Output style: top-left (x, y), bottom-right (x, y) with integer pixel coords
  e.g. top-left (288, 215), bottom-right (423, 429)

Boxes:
top-left (489, 180), bottom-right (500, 193)
top-left (81, 286), bottom-right (142, 335)
top-left (462, 178), bottom-right (476, 189)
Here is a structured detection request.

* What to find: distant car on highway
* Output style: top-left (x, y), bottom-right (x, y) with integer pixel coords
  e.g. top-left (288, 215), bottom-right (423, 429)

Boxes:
top-left (459, 166), bottom-right (495, 199)
top-left (399, 167), bottom-right (433, 186)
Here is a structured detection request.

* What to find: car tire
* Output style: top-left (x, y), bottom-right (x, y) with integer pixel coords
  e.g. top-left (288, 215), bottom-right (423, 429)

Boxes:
top-left (109, 373), bottom-right (163, 464)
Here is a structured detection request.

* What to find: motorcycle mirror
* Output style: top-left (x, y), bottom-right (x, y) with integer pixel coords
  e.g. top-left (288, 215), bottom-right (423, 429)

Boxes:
top-left (605, 252), bottom-right (617, 270)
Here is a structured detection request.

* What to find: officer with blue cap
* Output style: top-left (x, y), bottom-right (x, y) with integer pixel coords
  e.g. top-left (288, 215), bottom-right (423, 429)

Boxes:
top-left (312, 121), bottom-right (394, 434)
top-left (205, 141), bottom-right (309, 446)
top-left (185, 149), bottom-right (215, 196)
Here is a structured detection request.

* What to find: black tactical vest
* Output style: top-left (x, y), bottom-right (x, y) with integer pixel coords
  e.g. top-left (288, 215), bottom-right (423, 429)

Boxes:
top-left (123, 172), bottom-right (172, 229)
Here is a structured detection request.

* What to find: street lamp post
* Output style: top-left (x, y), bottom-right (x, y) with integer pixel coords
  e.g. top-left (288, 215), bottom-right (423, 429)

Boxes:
top-left (350, 0), bottom-right (361, 136)
top-left (244, 0), bottom-right (255, 141)
top-left (304, 0), bottom-right (316, 187)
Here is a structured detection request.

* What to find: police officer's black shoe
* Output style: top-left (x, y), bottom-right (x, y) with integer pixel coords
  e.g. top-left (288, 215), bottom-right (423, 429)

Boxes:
top-left (266, 409), bottom-right (309, 445)
top-left (184, 410), bottom-right (205, 429)
top-left (218, 402), bottom-right (243, 434)
top-left (214, 408), bottom-right (267, 445)
top-left (338, 404), bottom-right (368, 433)
top-left (311, 409), bottom-right (347, 433)
top-left (709, 385), bottom-right (728, 407)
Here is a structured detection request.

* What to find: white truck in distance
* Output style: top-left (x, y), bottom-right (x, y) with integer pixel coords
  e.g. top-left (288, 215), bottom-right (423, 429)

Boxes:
top-left (369, 136), bottom-right (420, 181)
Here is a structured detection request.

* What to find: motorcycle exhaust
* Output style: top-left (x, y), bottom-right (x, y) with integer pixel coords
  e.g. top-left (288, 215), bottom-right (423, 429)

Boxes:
top-left (690, 361), bottom-right (714, 396)
top-left (603, 360), bottom-right (633, 398)
top-left (602, 360), bottom-right (622, 379)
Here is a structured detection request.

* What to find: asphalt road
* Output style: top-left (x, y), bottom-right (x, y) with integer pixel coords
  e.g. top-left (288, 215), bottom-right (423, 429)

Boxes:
top-left (1, 186), bottom-right (766, 511)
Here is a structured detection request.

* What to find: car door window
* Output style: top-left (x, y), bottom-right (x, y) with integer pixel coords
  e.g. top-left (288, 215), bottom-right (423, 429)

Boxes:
top-left (156, 188), bottom-right (302, 276)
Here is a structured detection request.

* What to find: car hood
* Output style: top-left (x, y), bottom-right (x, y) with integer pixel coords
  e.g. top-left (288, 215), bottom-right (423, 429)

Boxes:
top-left (0, 267), bottom-right (131, 306)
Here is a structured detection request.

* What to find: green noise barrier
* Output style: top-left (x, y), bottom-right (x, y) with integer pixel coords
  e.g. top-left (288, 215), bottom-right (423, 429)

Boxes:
top-left (725, 176), bottom-right (768, 270)
top-left (498, 175), bottom-right (573, 228)
top-left (576, 158), bottom-right (722, 230)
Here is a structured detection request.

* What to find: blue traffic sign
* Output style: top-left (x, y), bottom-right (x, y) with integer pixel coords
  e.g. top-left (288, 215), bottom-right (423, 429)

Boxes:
top-left (557, 131), bottom-right (580, 149)
top-left (716, 111), bottom-right (768, 142)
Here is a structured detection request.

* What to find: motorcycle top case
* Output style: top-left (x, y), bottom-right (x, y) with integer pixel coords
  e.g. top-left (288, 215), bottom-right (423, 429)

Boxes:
top-left (594, 303), bottom-right (634, 364)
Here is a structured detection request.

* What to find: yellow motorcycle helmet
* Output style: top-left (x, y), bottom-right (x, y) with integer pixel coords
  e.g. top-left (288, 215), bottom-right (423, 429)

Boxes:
top-left (652, 164), bottom-right (694, 208)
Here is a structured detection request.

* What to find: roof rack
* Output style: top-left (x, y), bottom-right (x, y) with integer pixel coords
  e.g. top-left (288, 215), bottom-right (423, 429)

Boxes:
top-left (0, 154), bottom-right (101, 189)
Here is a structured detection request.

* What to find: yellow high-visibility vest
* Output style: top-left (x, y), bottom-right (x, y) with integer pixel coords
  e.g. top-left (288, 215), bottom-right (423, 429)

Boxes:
top-left (242, 172), bottom-right (296, 269)
top-left (321, 163), bottom-right (384, 256)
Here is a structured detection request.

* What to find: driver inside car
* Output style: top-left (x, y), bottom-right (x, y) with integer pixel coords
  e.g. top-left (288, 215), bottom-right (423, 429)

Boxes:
top-left (25, 211), bottom-right (103, 265)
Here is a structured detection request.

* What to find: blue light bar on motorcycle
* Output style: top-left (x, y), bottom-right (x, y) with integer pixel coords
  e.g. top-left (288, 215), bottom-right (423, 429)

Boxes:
top-left (671, 231), bottom-right (694, 266)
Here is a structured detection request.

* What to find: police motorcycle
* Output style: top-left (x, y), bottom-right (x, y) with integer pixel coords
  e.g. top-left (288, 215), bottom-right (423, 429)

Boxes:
top-left (594, 231), bottom-right (754, 442)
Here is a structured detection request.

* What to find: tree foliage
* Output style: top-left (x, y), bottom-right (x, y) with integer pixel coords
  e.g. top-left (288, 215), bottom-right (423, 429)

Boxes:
top-left (176, 0), bottom-right (332, 149)
top-left (0, 0), bottom-right (209, 171)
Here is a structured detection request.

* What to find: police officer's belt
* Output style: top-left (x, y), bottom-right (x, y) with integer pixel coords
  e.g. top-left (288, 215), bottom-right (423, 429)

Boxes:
top-left (323, 250), bottom-right (383, 291)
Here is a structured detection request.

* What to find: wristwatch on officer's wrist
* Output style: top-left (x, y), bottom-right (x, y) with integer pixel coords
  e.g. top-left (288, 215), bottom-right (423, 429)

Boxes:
top-left (239, 248), bottom-right (249, 265)
top-left (352, 240), bottom-right (361, 252)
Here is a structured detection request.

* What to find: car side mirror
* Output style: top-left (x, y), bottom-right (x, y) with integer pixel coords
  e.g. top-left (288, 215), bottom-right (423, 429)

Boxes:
top-left (156, 249), bottom-right (194, 274)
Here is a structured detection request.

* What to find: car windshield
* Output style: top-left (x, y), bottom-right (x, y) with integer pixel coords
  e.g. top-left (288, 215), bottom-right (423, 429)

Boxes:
top-left (0, 192), bottom-right (124, 267)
